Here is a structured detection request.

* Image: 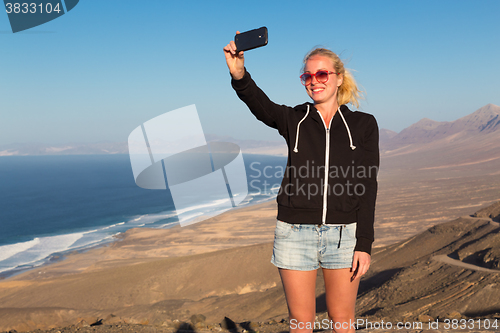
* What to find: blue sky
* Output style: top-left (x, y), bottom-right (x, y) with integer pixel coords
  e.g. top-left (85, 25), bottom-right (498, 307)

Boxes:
top-left (1, 0), bottom-right (499, 145)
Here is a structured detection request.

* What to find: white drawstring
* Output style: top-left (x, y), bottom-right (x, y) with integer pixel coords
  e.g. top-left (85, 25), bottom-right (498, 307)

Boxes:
top-left (338, 108), bottom-right (356, 150)
top-left (293, 104), bottom-right (310, 153)
top-left (294, 105), bottom-right (356, 152)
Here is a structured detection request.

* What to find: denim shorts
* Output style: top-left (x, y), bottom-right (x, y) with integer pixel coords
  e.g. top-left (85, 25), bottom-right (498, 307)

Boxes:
top-left (271, 221), bottom-right (357, 271)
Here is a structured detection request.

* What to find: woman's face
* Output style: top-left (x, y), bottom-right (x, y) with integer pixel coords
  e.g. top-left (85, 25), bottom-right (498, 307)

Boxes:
top-left (303, 55), bottom-right (343, 106)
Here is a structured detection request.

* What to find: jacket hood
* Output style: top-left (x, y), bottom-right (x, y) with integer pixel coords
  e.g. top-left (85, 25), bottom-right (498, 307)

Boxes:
top-left (293, 104), bottom-right (356, 153)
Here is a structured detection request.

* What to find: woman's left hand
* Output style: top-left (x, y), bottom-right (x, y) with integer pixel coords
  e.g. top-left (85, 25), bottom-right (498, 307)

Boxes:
top-left (351, 251), bottom-right (371, 281)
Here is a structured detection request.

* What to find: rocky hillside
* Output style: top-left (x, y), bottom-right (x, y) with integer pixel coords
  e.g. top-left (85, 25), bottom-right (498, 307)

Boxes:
top-left (1, 202), bottom-right (499, 333)
top-left (357, 200), bottom-right (500, 321)
top-left (474, 201), bottom-right (500, 221)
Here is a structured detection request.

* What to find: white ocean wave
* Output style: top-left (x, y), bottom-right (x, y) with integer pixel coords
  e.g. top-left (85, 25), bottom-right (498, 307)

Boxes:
top-left (0, 238), bottom-right (40, 262)
top-left (0, 232), bottom-right (83, 273)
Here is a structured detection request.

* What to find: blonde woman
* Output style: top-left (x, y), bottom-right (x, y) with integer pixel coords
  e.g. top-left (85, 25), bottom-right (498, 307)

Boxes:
top-left (224, 36), bottom-right (379, 333)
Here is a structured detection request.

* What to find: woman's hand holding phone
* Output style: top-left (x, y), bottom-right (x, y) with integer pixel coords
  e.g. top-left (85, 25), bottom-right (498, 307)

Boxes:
top-left (223, 31), bottom-right (245, 80)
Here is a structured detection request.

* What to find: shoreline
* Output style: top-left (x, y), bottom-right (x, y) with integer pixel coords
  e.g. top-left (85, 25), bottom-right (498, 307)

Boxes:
top-left (0, 195), bottom-right (277, 281)
top-left (1, 197), bottom-right (499, 332)
top-left (0, 152), bottom-right (286, 281)
top-left (1, 204), bottom-right (499, 332)
top-left (2, 198), bottom-right (279, 282)
top-left (0, 199), bottom-right (283, 331)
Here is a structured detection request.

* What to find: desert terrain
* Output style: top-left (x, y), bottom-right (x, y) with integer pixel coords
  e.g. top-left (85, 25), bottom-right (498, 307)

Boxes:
top-left (1, 104), bottom-right (499, 333)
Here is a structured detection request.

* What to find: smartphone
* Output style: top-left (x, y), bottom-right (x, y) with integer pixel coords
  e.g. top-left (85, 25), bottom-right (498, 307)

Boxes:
top-left (235, 27), bottom-right (268, 52)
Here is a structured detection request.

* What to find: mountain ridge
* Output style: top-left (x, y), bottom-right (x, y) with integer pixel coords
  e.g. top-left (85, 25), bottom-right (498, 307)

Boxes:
top-left (381, 103), bottom-right (500, 149)
top-left (1, 104), bottom-right (498, 156)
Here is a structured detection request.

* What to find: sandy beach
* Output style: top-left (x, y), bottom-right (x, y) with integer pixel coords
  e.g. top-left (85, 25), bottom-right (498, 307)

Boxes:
top-left (2, 197), bottom-right (499, 333)
top-left (1, 142), bottom-right (499, 332)
top-left (0, 200), bottom-right (285, 331)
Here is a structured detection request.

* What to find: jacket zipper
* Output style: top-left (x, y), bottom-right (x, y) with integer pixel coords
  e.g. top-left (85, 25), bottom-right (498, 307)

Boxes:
top-left (318, 111), bottom-right (333, 224)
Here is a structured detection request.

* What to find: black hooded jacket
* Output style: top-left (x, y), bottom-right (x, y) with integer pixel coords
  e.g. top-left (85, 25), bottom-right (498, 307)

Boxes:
top-left (232, 70), bottom-right (379, 254)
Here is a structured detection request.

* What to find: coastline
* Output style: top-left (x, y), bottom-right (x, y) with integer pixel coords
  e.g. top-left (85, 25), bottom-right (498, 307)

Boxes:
top-left (2, 170), bottom-right (499, 332)
top-left (0, 153), bottom-right (287, 279)
top-left (2, 200), bottom-right (499, 333)
top-left (0, 199), bottom-right (284, 331)
top-left (1, 197), bottom-right (279, 280)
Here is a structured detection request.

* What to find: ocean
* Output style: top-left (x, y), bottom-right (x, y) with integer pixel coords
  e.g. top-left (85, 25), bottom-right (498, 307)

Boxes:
top-left (0, 153), bottom-right (286, 277)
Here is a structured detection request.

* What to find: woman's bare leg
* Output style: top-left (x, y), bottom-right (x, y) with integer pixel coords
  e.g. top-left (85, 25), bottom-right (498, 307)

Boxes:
top-left (279, 268), bottom-right (318, 333)
top-left (322, 268), bottom-right (360, 333)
